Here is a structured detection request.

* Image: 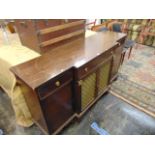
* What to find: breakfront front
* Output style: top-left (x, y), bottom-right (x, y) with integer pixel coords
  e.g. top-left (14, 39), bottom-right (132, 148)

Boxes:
top-left (11, 31), bottom-right (126, 134)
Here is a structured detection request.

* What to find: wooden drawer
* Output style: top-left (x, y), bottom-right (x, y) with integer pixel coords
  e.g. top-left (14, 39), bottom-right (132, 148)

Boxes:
top-left (76, 60), bottom-right (98, 79)
top-left (37, 70), bottom-right (73, 100)
top-left (75, 50), bottom-right (112, 80)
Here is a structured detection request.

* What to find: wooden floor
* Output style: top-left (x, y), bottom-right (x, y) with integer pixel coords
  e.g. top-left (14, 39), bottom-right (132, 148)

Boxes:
top-left (1, 89), bottom-right (155, 135)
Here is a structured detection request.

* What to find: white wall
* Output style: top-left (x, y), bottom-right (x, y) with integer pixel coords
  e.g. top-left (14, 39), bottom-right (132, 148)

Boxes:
top-left (86, 19), bottom-right (101, 29)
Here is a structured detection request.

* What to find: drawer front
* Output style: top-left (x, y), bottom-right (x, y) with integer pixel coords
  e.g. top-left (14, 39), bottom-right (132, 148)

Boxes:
top-left (77, 60), bottom-right (98, 79)
top-left (76, 50), bottom-right (111, 80)
top-left (37, 70), bottom-right (72, 99)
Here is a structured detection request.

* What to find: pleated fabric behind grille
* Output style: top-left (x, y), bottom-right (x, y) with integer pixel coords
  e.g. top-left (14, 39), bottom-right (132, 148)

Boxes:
top-left (81, 73), bottom-right (96, 110)
top-left (98, 61), bottom-right (111, 95)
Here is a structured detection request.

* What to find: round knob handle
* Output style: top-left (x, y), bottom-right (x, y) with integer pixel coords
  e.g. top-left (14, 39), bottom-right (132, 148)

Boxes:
top-left (55, 81), bottom-right (60, 87)
top-left (84, 67), bottom-right (88, 72)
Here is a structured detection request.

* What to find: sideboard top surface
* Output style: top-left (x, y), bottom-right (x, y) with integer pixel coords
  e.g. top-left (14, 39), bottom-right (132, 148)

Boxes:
top-left (11, 31), bottom-right (126, 89)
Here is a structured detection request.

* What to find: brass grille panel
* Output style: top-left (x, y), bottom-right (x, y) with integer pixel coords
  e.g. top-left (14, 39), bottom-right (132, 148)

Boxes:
top-left (98, 61), bottom-right (111, 95)
top-left (81, 73), bottom-right (96, 110)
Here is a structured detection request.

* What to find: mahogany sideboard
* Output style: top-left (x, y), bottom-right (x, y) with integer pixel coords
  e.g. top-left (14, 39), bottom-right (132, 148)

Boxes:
top-left (11, 31), bottom-right (126, 134)
top-left (15, 19), bottom-right (85, 54)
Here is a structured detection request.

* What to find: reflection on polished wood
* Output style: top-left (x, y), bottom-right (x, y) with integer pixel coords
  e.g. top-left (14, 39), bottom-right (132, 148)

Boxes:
top-left (11, 31), bottom-right (126, 89)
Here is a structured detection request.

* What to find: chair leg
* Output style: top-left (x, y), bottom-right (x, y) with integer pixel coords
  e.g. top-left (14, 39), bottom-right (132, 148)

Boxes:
top-left (121, 52), bottom-right (125, 65)
top-left (128, 46), bottom-right (133, 59)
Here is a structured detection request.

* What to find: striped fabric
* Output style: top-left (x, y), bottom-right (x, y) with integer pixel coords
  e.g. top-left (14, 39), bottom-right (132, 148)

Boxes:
top-left (103, 19), bottom-right (155, 47)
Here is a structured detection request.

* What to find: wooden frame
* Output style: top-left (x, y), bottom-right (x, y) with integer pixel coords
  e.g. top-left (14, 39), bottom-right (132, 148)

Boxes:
top-left (15, 19), bottom-right (86, 53)
top-left (39, 20), bottom-right (85, 35)
top-left (40, 29), bottom-right (85, 47)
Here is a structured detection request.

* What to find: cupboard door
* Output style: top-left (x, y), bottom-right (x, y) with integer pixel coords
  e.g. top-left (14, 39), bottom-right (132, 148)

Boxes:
top-left (41, 83), bottom-right (74, 134)
top-left (97, 59), bottom-right (112, 95)
top-left (111, 45), bottom-right (123, 80)
top-left (81, 72), bottom-right (96, 110)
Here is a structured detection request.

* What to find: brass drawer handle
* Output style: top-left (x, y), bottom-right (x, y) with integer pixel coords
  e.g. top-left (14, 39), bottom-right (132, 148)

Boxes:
top-left (55, 81), bottom-right (61, 87)
top-left (84, 67), bottom-right (88, 72)
top-left (78, 80), bottom-right (83, 86)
